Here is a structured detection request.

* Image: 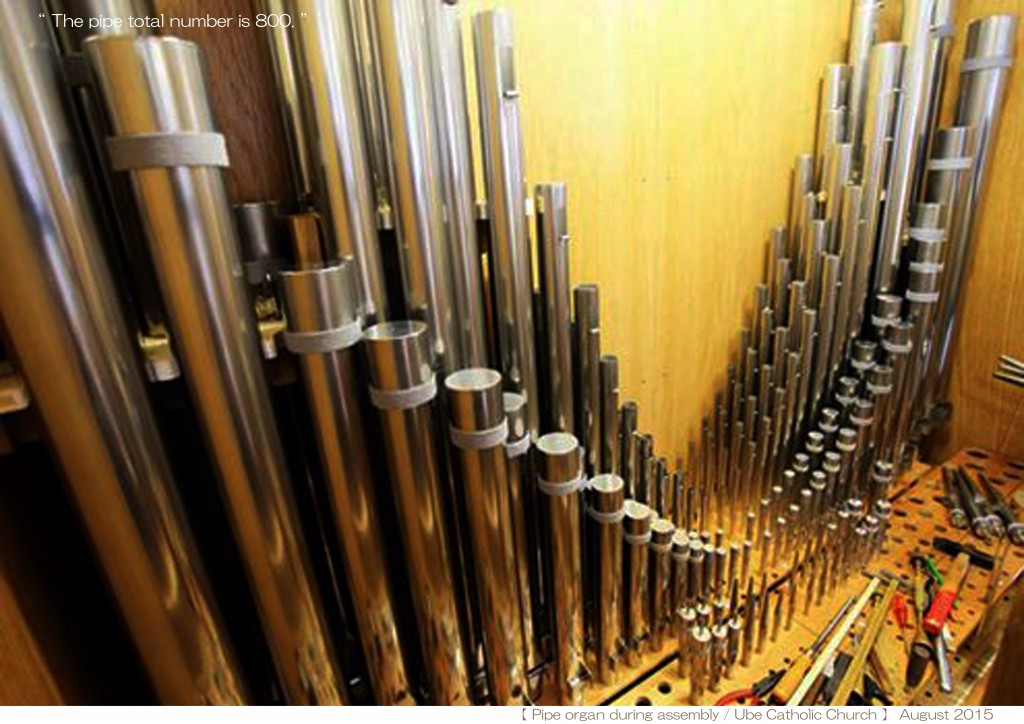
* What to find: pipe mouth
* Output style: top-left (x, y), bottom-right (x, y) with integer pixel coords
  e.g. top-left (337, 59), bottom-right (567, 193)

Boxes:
top-left (536, 431), bottom-right (577, 456)
top-left (589, 474), bottom-right (623, 495)
top-left (445, 367), bottom-right (501, 392)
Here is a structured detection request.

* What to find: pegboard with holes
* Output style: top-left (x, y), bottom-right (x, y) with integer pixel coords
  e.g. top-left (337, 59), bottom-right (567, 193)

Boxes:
top-left (598, 449), bottom-right (1024, 707)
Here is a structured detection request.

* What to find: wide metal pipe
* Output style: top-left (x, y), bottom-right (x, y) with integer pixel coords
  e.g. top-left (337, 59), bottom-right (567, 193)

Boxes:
top-left (536, 432), bottom-right (586, 705)
top-left (875, 0), bottom-right (951, 295)
top-left (474, 10), bottom-right (539, 435)
top-left (266, 0), bottom-right (388, 321)
top-left (446, 368), bottom-right (526, 705)
top-left (279, 262), bottom-right (412, 705)
top-left (429, 1), bottom-right (488, 366)
top-left (588, 474), bottom-right (625, 684)
top-left (648, 517), bottom-right (675, 650)
top-left (932, 15), bottom-right (1019, 402)
top-left (815, 64), bottom-right (850, 186)
top-left (503, 392), bottom-right (541, 680)
top-left (85, 34), bottom-right (345, 704)
top-left (373, 0), bottom-right (460, 370)
top-left (623, 501), bottom-right (653, 665)
top-left (363, 321), bottom-right (470, 703)
top-left (537, 183), bottom-right (574, 432)
top-left (0, 10), bottom-right (244, 703)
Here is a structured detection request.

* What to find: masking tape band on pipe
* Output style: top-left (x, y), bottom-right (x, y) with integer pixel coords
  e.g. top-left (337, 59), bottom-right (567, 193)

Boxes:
top-left (450, 419), bottom-right (509, 450)
top-left (369, 375), bottom-right (437, 410)
top-left (960, 55), bottom-right (1013, 73)
top-left (624, 530), bottom-right (652, 546)
top-left (505, 435), bottom-right (530, 459)
top-left (537, 474), bottom-right (585, 497)
top-left (586, 505), bottom-right (625, 525)
top-left (107, 132), bottom-right (230, 170)
top-left (284, 319), bottom-right (363, 355)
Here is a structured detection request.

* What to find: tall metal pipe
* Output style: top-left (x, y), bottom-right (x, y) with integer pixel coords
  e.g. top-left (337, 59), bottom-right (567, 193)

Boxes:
top-left (536, 432), bottom-right (586, 705)
top-left (85, 34), bottom-right (345, 704)
top-left (875, 0), bottom-right (952, 295)
top-left (503, 392), bottom-right (540, 681)
top-left (574, 284), bottom-right (601, 473)
top-left (600, 356), bottom-right (620, 474)
top-left (623, 501), bottom-right (652, 666)
top-left (537, 183), bottom-right (574, 432)
top-left (429, 0), bottom-right (488, 367)
top-left (0, 10), bottom-right (244, 703)
top-left (363, 321), bottom-right (470, 704)
top-left (932, 15), bottom-right (1019, 403)
top-left (278, 262), bottom-right (412, 705)
top-left (474, 10), bottom-right (539, 435)
top-left (619, 401), bottom-right (638, 497)
top-left (847, 0), bottom-right (880, 169)
top-left (446, 369), bottom-right (526, 705)
top-left (588, 474), bottom-right (625, 684)
top-left (373, 0), bottom-right (459, 369)
top-left (265, 0), bottom-right (388, 321)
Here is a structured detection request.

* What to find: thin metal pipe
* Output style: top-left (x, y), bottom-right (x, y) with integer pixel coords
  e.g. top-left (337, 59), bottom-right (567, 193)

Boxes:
top-left (847, 0), bottom-right (880, 170)
top-left (574, 284), bottom-right (601, 473)
top-left (537, 183), bottom-right (574, 432)
top-left (600, 356), bottom-right (620, 474)
top-left (474, 10), bottom-right (539, 436)
top-left (85, 35), bottom-right (346, 704)
top-left (815, 64), bottom-right (850, 186)
top-left (503, 393), bottom-right (540, 680)
top-left (363, 322), bottom-right (470, 703)
top-left (619, 401), bottom-right (638, 496)
top-left (788, 154), bottom-right (815, 261)
top-left (536, 432), bottom-right (586, 705)
top-left (266, 0), bottom-right (388, 322)
top-left (279, 262), bottom-right (412, 705)
top-left (446, 368), bottom-right (526, 705)
top-left (430, 1), bottom-right (488, 366)
top-left (0, 12), bottom-right (244, 702)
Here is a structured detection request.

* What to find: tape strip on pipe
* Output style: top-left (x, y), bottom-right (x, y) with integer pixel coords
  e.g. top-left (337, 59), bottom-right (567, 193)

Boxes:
top-left (283, 319), bottom-right (363, 355)
top-left (906, 290), bottom-right (940, 303)
top-left (926, 156), bottom-right (972, 172)
top-left (960, 55), bottom-right (1013, 73)
top-left (505, 435), bottom-right (531, 459)
top-left (650, 540), bottom-right (673, 554)
top-left (537, 474), bottom-right (585, 497)
top-left (908, 227), bottom-right (945, 243)
top-left (450, 419), bottom-right (509, 450)
top-left (909, 260), bottom-right (944, 273)
top-left (586, 505), bottom-right (626, 525)
top-left (369, 375), bottom-right (437, 411)
top-left (624, 530), bottom-right (652, 546)
top-left (107, 132), bottom-right (230, 170)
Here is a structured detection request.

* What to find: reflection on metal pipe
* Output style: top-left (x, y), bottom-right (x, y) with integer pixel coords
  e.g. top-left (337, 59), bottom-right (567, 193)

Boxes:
top-left (363, 321), bottom-right (470, 704)
top-left (536, 432), bottom-right (586, 705)
top-left (588, 474), bottom-right (625, 684)
top-left (474, 10), bottom-right (539, 436)
top-left (279, 262), bottom-right (412, 705)
top-left (0, 9), bottom-right (244, 702)
top-left (374, 0), bottom-right (457, 369)
top-left (600, 356), bottom-right (620, 474)
top-left (266, 0), bottom-right (388, 321)
top-left (430, 1), bottom-right (488, 366)
top-left (537, 183), bottom-right (574, 432)
top-left (446, 369), bottom-right (526, 705)
top-left (85, 34), bottom-right (345, 704)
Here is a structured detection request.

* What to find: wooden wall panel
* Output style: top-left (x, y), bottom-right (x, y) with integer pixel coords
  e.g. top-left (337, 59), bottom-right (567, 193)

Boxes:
top-left (157, 0), bottom-right (1023, 464)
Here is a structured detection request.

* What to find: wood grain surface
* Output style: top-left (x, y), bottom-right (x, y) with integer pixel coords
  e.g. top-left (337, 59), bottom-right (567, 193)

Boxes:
top-left (160, 0), bottom-right (1024, 462)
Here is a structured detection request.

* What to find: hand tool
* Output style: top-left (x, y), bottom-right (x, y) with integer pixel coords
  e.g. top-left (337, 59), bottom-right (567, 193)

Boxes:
top-left (932, 537), bottom-right (996, 570)
top-left (933, 628), bottom-right (954, 694)
top-left (960, 468), bottom-right (1004, 539)
top-left (830, 578), bottom-right (899, 705)
top-left (978, 473), bottom-right (1024, 546)
top-left (714, 669), bottom-right (786, 706)
top-left (770, 595), bottom-right (855, 704)
top-left (954, 467), bottom-right (995, 541)
top-left (940, 466), bottom-right (970, 530)
top-left (923, 552), bottom-right (970, 635)
top-left (787, 578), bottom-right (880, 706)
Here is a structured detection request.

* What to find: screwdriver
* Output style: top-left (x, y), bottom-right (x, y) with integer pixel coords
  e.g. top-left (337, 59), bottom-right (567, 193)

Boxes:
top-left (892, 593), bottom-right (910, 655)
top-left (923, 552), bottom-right (970, 635)
top-left (769, 595), bottom-right (855, 704)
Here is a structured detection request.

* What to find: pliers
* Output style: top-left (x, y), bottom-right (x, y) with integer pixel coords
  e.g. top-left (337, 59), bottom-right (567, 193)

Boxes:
top-left (714, 669), bottom-right (786, 706)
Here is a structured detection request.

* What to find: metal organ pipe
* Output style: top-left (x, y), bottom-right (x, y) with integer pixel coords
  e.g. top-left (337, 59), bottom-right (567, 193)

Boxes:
top-left (536, 432), bottom-right (586, 705)
top-left (474, 10), bottom-right (540, 437)
top-left (588, 474), bottom-right (625, 684)
top-left (537, 182), bottom-right (575, 433)
top-left (84, 34), bottom-right (346, 705)
top-left (446, 369), bottom-right (526, 705)
top-left (266, 0), bottom-right (389, 322)
top-left (363, 321), bottom-right (470, 704)
top-left (0, 7), bottom-right (244, 703)
top-left (278, 261), bottom-right (413, 705)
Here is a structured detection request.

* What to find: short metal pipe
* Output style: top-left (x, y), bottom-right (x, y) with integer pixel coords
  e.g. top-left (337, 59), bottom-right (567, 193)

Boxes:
top-left (588, 474), bottom-right (625, 684)
top-left (623, 500), bottom-right (653, 665)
